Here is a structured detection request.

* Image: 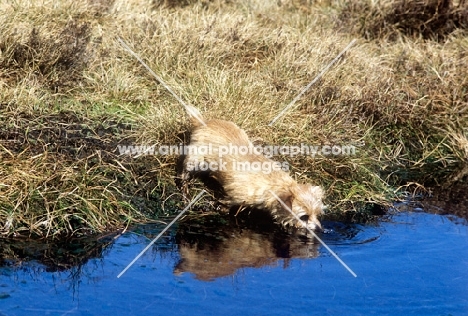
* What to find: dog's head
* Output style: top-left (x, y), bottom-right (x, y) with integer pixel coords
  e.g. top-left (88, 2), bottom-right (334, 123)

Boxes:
top-left (277, 184), bottom-right (325, 232)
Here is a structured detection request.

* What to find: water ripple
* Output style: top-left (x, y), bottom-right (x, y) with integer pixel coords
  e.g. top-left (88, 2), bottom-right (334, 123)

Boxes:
top-left (319, 221), bottom-right (382, 245)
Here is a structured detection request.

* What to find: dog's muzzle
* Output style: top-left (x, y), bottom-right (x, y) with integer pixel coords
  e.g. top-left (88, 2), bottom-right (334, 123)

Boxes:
top-left (297, 213), bottom-right (322, 232)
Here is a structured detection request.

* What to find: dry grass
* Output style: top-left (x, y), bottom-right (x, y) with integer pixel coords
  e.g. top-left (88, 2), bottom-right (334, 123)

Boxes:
top-left (339, 0), bottom-right (468, 41)
top-left (0, 0), bottom-right (467, 238)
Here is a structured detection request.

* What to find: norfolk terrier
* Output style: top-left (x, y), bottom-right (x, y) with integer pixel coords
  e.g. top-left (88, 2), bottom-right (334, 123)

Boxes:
top-left (181, 105), bottom-right (325, 231)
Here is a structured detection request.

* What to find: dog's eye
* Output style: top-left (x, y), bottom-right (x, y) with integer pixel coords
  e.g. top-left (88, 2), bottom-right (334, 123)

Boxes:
top-left (299, 215), bottom-right (309, 222)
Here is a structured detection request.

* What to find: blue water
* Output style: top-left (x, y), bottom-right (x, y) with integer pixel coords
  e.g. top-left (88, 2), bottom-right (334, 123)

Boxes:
top-left (1, 211), bottom-right (467, 316)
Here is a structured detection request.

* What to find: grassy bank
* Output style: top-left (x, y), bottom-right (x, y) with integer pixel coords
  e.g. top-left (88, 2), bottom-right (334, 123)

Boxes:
top-left (1, 0), bottom-right (467, 238)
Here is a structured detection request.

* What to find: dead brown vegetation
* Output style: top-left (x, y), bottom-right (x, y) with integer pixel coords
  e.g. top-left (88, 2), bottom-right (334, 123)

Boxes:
top-left (340, 0), bottom-right (468, 40)
top-left (0, 21), bottom-right (92, 91)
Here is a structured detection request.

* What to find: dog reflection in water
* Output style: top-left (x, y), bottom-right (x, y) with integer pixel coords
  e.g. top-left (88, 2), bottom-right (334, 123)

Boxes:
top-left (174, 223), bottom-right (319, 281)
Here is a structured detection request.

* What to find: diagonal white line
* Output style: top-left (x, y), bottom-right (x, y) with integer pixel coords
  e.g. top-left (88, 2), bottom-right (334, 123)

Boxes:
top-left (117, 190), bottom-right (206, 278)
top-left (269, 39), bottom-right (357, 126)
top-left (268, 190), bottom-right (357, 277)
top-left (117, 37), bottom-right (206, 127)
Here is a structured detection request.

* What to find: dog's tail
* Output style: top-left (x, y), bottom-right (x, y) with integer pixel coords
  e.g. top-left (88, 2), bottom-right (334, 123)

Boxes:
top-left (185, 105), bottom-right (206, 127)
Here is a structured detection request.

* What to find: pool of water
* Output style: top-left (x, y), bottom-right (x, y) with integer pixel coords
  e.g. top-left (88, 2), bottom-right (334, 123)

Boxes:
top-left (1, 209), bottom-right (467, 315)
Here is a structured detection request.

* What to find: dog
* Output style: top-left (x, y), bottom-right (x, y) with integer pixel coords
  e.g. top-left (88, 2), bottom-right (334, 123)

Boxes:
top-left (181, 105), bottom-right (325, 232)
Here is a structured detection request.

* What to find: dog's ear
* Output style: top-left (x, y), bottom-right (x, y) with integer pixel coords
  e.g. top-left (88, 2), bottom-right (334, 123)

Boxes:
top-left (307, 185), bottom-right (324, 199)
top-left (278, 192), bottom-right (293, 212)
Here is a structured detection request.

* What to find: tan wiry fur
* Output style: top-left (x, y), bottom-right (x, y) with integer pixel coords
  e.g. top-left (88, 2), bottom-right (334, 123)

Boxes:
top-left (174, 227), bottom-right (319, 280)
top-left (182, 105), bottom-right (325, 231)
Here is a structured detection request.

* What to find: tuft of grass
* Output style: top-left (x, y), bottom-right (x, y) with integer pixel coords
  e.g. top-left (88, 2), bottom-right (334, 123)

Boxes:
top-left (338, 0), bottom-right (468, 41)
top-left (0, 109), bottom-right (184, 237)
top-left (0, 0), bottom-right (467, 238)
